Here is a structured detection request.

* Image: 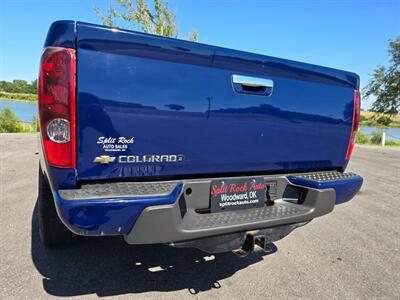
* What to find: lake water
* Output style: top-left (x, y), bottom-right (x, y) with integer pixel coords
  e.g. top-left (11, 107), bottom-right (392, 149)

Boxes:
top-left (359, 126), bottom-right (400, 142)
top-left (0, 100), bottom-right (38, 123)
top-left (1, 99), bottom-right (400, 141)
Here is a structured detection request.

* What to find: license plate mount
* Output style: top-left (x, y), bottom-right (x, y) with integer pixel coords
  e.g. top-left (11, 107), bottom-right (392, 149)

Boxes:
top-left (210, 177), bottom-right (266, 213)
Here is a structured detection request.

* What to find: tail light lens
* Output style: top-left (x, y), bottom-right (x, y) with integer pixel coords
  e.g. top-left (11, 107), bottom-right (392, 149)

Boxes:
top-left (38, 47), bottom-right (76, 168)
top-left (345, 89), bottom-right (361, 160)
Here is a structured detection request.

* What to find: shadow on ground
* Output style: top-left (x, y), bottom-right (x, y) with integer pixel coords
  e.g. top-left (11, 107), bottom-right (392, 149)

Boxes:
top-left (31, 202), bottom-right (276, 297)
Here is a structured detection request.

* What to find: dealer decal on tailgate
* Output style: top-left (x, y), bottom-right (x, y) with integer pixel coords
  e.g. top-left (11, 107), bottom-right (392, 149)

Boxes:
top-left (210, 177), bottom-right (266, 212)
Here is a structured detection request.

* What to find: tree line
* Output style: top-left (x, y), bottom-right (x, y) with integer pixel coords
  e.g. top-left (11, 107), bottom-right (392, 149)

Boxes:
top-left (0, 79), bottom-right (38, 95)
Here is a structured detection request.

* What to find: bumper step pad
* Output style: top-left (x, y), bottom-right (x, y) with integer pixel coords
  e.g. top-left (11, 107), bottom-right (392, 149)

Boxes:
top-left (60, 181), bottom-right (178, 200)
top-left (184, 202), bottom-right (308, 230)
top-left (289, 171), bottom-right (359, 182)
top-left (287, 171), bottom-right (363, 204)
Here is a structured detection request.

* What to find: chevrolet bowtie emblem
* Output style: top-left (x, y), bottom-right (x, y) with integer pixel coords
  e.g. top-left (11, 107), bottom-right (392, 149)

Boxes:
top-left (93, 155), bottom-right (116, 164)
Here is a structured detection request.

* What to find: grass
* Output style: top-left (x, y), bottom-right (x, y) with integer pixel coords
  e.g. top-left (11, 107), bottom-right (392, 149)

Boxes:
top-left (360, 111), bottom-right (400, 128)
top-left (0, 91), bottom-right (37, 102)
top-left (356, 131), bottom-right (400, 147)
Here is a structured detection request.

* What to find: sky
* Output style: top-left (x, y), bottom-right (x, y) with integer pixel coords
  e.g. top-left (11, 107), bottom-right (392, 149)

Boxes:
top-left (0, 0), bottom-right (399, 109)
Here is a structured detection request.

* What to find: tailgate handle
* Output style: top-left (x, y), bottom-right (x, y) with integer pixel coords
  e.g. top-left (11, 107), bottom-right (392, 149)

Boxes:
top-left (232, 75), bottom-right (273, 96)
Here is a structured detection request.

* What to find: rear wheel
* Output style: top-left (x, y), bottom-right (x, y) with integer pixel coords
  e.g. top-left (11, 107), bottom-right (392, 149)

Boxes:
top-left (38, 165), bottom-right (76, 247)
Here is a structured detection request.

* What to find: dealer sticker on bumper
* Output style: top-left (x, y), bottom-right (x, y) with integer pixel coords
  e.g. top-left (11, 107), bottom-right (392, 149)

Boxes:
top-left (210, 177), bottom-right (266, 212)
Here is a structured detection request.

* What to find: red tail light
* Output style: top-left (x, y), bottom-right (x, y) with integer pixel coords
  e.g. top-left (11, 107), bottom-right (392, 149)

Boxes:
top-left (38, 47), bottom-right (76, 168)
top-left (345, 89), bottom-right (361, 160)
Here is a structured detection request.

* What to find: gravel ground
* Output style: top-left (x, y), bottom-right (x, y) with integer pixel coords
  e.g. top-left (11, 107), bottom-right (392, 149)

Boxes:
top-left (0, 133), bottom-right (399, 299)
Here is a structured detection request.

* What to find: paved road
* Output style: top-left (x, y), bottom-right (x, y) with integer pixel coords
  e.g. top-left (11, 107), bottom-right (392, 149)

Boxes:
top-left (1, 133), bottom-right (399, 299)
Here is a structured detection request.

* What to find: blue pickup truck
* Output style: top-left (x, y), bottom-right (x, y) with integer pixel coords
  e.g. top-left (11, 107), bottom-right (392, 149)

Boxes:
top-left (37, 21), bottom-right (363, 255)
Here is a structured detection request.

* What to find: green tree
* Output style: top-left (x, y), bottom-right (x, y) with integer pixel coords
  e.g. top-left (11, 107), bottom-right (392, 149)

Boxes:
top-left (0, 107), bottom-right (25, 133)
top-left (28, 79), bottom-right (38, 94)
top-left (376, 115), bottom-right (391, 126)
top-left (0, 79), bottom-right (38, 94)
top-left (94, 0), bottom-right (198, 41)
top-left (13, 80), bottom-right (29, 91)
top-left (364, 36), bottom-right (400, 117)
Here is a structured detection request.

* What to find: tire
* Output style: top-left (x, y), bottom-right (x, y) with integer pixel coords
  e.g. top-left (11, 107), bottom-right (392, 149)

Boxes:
top-left (38, 165), bottom-right (76, 247)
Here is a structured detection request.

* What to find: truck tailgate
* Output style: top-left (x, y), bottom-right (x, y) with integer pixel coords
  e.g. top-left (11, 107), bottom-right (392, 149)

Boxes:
top-left (75, 22), bottom-right (359, 181)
